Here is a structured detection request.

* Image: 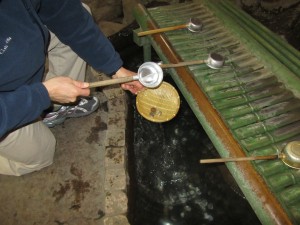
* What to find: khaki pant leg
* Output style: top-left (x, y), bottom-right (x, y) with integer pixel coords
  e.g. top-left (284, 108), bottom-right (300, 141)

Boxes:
top-left (0, 121), bottom-right (56, 176)
top-left (45, 32), bottom-right (87, 82)
top-left (45, 3), bottom-right (91, 82)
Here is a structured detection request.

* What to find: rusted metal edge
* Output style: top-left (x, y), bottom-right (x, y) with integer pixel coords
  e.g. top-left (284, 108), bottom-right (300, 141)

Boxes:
top-left (133, 3), bottom-right (293, 225)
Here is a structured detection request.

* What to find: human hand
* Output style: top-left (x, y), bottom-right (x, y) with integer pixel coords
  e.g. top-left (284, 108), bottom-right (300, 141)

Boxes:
top-left (112, 67), bottom-right (145, 94)
top-left (43, 76), bottom-right (90, 103)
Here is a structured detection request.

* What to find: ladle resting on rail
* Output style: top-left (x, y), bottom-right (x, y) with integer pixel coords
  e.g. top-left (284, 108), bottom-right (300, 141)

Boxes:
top-left (137, 17), bottom-right (203, 36)
top-left (88, 53), bottom-right (224, 88)
top-left (200, 141), bottom-right (300, 169)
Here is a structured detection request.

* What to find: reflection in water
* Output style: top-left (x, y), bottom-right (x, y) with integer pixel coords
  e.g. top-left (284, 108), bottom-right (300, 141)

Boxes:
top-left (128, 78), bottom-right (261, 225)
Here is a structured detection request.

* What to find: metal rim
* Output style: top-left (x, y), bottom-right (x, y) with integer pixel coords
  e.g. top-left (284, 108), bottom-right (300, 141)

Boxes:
top-left (138, 62), bottom-right (164, 88)
top-left (282, 141), bottom-right (300, 169)
top-left (206, 52), bottom-right (225, 69)
top-left (187, 17), bottom-right (203, 32)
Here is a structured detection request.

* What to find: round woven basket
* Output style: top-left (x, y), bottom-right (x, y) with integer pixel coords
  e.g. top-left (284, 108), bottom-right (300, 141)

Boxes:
top-left (136, 82), bottom-right (180, 122)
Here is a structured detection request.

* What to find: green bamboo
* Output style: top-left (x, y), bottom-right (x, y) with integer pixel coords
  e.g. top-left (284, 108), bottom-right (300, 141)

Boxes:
top-left (202, 0), bottom-right (300, 97)
top-left (280, 185), bottom-right (300, 206)
top-left (240, 133), bottom-right (274, 151)
top-left (264, 112), bottom-right (300, 129)
top-left (213, 95), bottom-right (247, 109)
top-left (202, 79), bottom-right (239, 92)
top-left (221, 1), bottom-right (300, 60)
top-left (251, 144), bottom-right (279, 157)
top-left (251, 92), bottom-right (294, 111)
top-left (290, 204), bottom-right (300, 223)
top-left (227, 113), bottom-right (257, 129)
top-left (268, 171), bottom-right (298, 192)
top-left (271, 121), bottom-right (300, 142)
top-left (257, 101), bottom-right (295, 121)
top-left (234, 122), bottom-right (267, 139)
top-left (220, 1), bottom-right (300, 75)
top-left (220, 103), bottom-right (252, 118)
top-left (234, 112), bottom-right (300, 139)
top-left (243, 76), bottom-right (278, 92)
top-left (256, 160), bottom-right (286, 176)
top-left (207, 86), bottom-right (244, 100)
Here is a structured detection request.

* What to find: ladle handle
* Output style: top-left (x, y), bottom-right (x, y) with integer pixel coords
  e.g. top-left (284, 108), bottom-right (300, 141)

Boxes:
top-left (89, 76), bottom-right (136, 88)
top-left (138, 24), bottom-right (187, 36)
top-left (199, 155), bottom-right (278, 164)
top-left (160, 60), bottom-right (206, 68)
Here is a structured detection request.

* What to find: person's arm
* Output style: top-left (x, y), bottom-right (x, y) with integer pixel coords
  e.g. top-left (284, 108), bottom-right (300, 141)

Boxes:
top-left (0, 76), bottom-right (92, 138)
top-left (0, 83), bottom-right (50, 138)
top-left (38, 0), bottom-right (145, 94)
top-left (38, 0), bottom-right (123, 75)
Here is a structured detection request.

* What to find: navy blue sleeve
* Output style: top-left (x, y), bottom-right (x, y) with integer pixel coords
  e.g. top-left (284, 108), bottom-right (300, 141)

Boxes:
top-left (0, 83), bottom-right (51, 138)
top-left (38, 0), bottom-right (123, 75)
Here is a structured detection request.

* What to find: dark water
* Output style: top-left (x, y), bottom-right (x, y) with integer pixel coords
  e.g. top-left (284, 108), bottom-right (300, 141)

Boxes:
top-left (110, 22), bottom-right (261, 225)
top-left (128, 77), bottom-right (261, 225)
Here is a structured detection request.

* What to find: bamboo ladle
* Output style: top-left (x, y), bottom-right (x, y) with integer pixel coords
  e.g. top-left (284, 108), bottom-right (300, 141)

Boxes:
top-left (138, 17), bottom-right (203, 36)
top-left (199, 141), bottom-right (300, 169)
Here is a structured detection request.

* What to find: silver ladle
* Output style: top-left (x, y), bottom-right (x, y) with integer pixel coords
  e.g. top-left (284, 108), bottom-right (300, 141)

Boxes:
top-left (89, 62), bottom-right (164, 89)
top-left (200, 141), bottom-right (300, 169)
top-left (138, 17), bottom-right (203, 36)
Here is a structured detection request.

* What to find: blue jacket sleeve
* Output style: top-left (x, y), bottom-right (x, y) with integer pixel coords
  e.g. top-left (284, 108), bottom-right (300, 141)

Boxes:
top-left (38, 0), bottom-right (123, 75)
top-left (0, 83), bottom-right (51, 138)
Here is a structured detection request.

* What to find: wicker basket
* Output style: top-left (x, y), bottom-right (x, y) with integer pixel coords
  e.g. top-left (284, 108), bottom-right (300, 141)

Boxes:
top-left (136, 82), bottom-right (180, 122)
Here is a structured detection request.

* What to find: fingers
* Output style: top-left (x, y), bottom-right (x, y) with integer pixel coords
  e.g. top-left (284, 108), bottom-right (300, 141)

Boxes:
top-left (121, 83), bottom-right (145, 95)
top-left (114, 67), bottom-right (136, 78)
top-left (43, 76), bottom-right (90, 103)
top-left (112, 67), bottom-right (146, 94)
top-left (73, 80), bottom-right (89, 89)
top-left (72, 80), bottom-right (90, 96)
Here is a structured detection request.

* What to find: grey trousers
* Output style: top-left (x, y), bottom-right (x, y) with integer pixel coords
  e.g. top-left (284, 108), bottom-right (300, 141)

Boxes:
top-left (0, 5), bottom-right (90, 176)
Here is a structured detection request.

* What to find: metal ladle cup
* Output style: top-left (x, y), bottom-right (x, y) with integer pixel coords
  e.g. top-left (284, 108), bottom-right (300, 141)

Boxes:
top-left (199, 141), bottom-right (300, 169)
top-left (137, 62), bottom-right (164, 88)
top-left (205, 52), bottom-right (225, 69)
top-left (137, 17), bottom-right (203, 36)
top-left (281, 141), bottom-right (300, 169)
top-left (89, 62), bottom-right (164, 89)
top-left (186, 17), bottom-right (203, 32)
